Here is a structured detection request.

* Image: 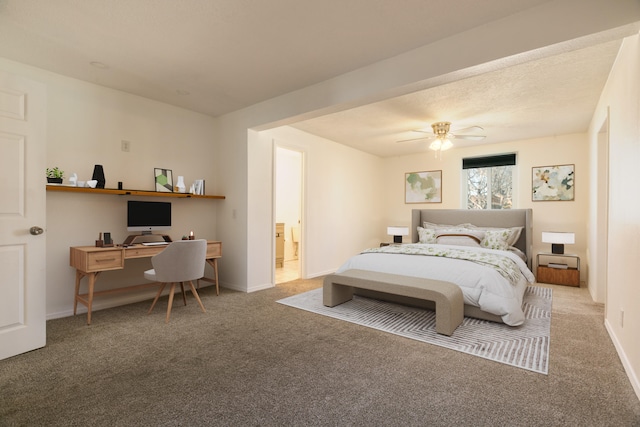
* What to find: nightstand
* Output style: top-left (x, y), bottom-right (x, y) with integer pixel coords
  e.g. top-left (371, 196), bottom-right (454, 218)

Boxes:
top-left (536, 252), bottom-right (580, 287)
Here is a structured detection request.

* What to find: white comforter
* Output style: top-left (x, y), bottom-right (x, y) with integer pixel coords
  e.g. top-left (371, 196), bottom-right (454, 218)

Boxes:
top-left (335, 243), bottom-right (535, 326)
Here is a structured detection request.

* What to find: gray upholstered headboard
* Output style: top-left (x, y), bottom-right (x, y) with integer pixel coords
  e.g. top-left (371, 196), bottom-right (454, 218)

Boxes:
top-left (410, 209), bottom-right (533, 269)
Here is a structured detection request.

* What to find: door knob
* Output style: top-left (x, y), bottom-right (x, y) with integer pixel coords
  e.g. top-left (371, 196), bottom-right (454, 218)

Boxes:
top-left (29, 226), bottom-right (44, 235)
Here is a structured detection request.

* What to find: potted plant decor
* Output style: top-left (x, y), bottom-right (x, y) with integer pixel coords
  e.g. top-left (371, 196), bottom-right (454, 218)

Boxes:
top-left (46, 167), bottom-right (64, 184)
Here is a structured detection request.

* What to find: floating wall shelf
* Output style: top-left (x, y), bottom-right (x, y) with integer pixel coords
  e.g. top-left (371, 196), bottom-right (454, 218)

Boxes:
top-left (46, 185), bottom-right (225, 200)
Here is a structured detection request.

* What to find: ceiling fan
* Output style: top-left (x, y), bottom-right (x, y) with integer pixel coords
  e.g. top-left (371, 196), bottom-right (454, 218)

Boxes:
top-left (398, 122), bottom-right (486, 153)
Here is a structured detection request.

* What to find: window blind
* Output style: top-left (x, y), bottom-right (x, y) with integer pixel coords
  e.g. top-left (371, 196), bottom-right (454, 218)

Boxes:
top-left (462, 153), bottom-right (516, 169)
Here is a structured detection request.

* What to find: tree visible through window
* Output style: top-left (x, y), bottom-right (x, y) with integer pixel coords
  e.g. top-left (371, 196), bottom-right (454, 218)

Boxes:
top-left (463, 154), bottom-right (516, 210)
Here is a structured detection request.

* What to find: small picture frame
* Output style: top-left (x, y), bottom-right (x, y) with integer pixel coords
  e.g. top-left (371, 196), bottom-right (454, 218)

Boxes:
top-left (532, 164), bottom-right (574, 201)
top-left (154, 168), bottom-right (173, 192)
top-left (405, 170), bottom-right (442, 203)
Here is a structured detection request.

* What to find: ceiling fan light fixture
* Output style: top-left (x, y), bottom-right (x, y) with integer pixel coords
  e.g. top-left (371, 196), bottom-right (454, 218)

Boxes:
top-left (429, 137), bottom-right (452, 152)
top-left (440, 138), bottom-right (453, 151)
top-left (398, 121), bottom-right (485, 158)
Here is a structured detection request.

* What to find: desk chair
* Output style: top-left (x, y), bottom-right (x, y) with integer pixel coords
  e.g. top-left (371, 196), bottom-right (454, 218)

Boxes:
top-left (145, 239), bottom-right (207, 323)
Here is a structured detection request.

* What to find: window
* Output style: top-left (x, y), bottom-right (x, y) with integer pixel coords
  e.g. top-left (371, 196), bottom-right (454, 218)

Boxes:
top-left (463, 154), bottom-right (516, 210)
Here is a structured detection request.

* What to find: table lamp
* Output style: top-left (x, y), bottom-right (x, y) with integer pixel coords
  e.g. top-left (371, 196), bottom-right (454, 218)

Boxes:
top-left (387, 226), bottom-right (409, 244)
top-left (541, 231), bottom-right (575, 254)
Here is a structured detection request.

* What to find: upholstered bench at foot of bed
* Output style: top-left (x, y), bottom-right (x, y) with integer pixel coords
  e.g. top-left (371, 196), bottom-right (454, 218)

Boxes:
top-left (323, 269), bottom-right (464, 336)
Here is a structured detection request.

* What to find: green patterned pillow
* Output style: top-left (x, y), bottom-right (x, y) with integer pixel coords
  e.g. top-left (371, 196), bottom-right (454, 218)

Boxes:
top-left (481, 229), bottom-right (511, 251)
top-left (460, 223), bottom-right (523, 247)
top-left (417, 226), bottom-right (437, 244)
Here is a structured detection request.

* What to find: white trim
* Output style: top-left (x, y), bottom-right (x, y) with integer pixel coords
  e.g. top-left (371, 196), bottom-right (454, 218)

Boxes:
top-left (605, 319), bottom-right (640, 401)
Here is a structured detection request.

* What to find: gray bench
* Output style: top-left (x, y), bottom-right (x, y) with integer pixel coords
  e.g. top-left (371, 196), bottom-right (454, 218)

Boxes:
top-left (323, 269), bottom-right (464, 336)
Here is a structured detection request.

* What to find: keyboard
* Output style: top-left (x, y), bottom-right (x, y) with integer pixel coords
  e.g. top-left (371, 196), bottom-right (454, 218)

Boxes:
top-left (141, 242), bottom-right (169, 246)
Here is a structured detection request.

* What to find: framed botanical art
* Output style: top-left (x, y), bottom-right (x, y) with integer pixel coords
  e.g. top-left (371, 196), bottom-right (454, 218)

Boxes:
top-left (532, 164), bottom-right (574, 201)
top-left (405, 170), bottom-right (442, 203)
top-left (154, 168), bottom-right (174, 192)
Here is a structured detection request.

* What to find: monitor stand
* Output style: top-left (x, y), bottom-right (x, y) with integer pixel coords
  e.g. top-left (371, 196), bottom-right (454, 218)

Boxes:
top-left (122, 233), bottom-right (173, 246)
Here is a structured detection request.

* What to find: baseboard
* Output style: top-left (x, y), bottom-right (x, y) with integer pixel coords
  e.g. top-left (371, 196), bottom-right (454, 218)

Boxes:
top-left (46, 281), bottom-right (220, 321)
top-left (247, 282), bottom-right (274, 293)
top-left (307, 269), bottom-right (335, 279)
top-left (47, 291), bottom-right (153, 320)
top-left (605, 318), bottom-right (640, 401)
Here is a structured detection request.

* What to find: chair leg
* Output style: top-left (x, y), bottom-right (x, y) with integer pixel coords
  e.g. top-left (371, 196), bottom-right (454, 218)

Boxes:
top-left (166, 283), bottom-right (176, 323)
top-left (180, 282), bottom-right (187, 306)
top-left (187, 280), bottom-right (206, 313)
top-left (148, 283), bottom-right (166, 314)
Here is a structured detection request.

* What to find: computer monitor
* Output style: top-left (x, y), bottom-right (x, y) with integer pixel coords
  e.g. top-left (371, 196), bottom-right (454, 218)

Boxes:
top-left (126, 200), bottom-right (171, 234)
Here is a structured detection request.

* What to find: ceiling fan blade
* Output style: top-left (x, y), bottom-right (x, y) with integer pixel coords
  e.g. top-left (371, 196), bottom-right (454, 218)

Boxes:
top-left (396, 135), bottom-right (435, 143)
top-left (452, 125), bottom-right (484, 134)
top-left (452, 134), bottom-right (486, 140)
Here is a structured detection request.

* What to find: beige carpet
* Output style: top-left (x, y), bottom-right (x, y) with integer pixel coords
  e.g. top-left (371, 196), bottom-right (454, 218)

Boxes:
top-left (279, 286), bottom-right (551, 374)
top-left (1, 278), bottom-right (639, 426)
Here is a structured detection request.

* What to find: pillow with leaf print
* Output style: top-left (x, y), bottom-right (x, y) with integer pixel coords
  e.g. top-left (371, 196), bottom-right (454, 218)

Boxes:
top-left (480, 229), bottom-right (513, 251)
top-left (417, 226), bottom-right (437, 244)
top-left (460, 223), bottom-right (523, 247)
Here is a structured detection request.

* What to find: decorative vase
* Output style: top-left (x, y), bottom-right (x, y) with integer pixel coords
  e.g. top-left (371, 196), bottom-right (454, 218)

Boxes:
top-left (92, 165), bottom-right (105, 189)
top-left (176, 176), bottom-right (186, 193)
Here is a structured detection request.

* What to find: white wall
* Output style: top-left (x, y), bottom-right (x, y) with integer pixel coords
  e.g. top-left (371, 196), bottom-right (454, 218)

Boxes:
top-left (267, 127), bottom-right (384, 281)
top-left (382, 134), bottom-right (590, 280)
top-left (590, 33), bottom-right (640, 399)
top-left (0, 57), bottom-right (220, 318)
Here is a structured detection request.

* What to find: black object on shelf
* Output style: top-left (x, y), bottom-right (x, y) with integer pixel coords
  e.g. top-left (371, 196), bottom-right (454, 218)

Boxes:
top-left (92, 164), bottom-right (106, 188)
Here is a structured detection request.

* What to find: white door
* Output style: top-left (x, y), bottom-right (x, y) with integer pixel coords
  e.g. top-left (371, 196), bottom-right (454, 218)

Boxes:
top-left (0, 70), bottom-right (47, 360)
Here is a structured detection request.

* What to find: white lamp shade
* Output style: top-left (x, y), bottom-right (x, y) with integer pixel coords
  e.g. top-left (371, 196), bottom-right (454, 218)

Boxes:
top-left (541, 232), bottom-right (575, 244)
top-left (387, 226), bottom-right (409, 236)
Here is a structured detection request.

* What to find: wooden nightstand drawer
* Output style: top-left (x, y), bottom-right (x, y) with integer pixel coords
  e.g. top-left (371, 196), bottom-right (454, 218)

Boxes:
top-left (536, 252), bottom-right (580, 287)
top-left (537, 266), bottom-right (579, 286)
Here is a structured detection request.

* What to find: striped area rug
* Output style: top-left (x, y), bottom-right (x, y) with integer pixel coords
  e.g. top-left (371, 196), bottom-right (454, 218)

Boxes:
top-left (278, 286), bottom-right (552, 374)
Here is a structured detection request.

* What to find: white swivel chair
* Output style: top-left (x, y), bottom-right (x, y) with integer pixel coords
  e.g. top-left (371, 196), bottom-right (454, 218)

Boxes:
top-left (145, 239), bottom-right (207, 323)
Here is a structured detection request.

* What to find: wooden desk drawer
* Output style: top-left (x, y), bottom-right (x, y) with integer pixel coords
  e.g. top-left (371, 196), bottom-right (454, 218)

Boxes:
top-left (206, 241), bottom-right (222, 258)
top-left (125, 246), bottom-right (165, 259)
top-left (71, 247), bottom-right (124, 272)
top-left (87, 250), bottom-right (124, 271)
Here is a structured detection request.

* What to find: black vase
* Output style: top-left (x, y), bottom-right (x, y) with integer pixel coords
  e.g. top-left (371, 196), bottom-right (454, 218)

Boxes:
top-left (92, 165), bottom-right (106, 189)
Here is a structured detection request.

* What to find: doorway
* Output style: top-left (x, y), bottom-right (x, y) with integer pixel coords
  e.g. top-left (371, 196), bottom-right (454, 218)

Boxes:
top-left (275, 145), bottom-right (303, 284)
top-left (597, 112), bottom-right (610, 306)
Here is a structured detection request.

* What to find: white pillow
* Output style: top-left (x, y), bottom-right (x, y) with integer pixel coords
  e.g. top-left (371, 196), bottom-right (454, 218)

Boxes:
top-left (436, 235), bottom-right (482, 247)
top-left (435, 228), bottom-right (485, 247)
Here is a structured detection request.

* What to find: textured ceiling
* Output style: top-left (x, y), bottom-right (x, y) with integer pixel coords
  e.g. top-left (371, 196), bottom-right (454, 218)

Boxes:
top-left (292, 40), bottom-right (622, 157)
top-left (0, 0), bottom-right (635, 157)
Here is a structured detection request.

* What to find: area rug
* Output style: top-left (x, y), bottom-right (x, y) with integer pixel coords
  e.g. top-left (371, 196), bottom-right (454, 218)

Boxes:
top-left (278, 286), bottom-right (552, 374)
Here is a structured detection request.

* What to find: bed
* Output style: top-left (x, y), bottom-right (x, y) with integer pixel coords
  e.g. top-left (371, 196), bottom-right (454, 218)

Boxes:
top-left (335, 209), bottom-right (535, 325)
